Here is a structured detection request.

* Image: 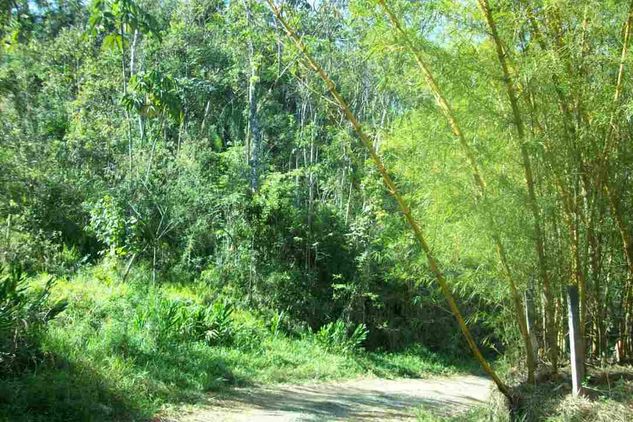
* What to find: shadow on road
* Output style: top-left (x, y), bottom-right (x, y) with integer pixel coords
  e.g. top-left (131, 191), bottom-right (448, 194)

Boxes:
top-left (175, 376), bottom-right (490, 421)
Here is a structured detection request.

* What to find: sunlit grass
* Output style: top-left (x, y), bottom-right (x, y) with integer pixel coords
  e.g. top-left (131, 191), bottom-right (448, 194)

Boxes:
top-left (0, 265), bottom-right (470, 421)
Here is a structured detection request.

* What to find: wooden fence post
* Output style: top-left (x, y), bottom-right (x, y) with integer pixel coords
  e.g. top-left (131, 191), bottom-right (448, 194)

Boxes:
top-left (525, 291), bottom-right (539, 367)
top-left (567, 285), bottom-right (585, 396)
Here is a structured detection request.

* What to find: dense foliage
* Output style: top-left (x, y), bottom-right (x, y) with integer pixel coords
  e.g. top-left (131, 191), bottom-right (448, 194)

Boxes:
top-left (1, 0), bottom-right (633, 417)
top-left (0, 266), bottom-right (464, 420)
top-left (0, 268), bottom-right (66, 375)
top-left (0, 0), bottom-right (506, 355)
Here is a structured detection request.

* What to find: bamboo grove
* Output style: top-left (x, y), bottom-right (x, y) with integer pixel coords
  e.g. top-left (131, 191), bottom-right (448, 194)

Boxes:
top-left (265, 0), bottom-right (633, 394)
top-left (1, 0), bottom-right (633, 399)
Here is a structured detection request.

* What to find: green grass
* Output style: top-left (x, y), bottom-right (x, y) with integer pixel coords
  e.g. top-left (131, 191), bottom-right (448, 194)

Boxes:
top-left (0, 264), bottom-right (471, 421)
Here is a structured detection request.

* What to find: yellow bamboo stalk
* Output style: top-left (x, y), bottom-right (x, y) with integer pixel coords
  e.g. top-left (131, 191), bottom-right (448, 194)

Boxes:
top-left (614, 2), bottom-right (633, 104)
top-left (602, 0), bottom-right (633, 280)
top-left (265, 0), bottom-right (513, 399)
top-left (603, 1), bottom-right (633, 360)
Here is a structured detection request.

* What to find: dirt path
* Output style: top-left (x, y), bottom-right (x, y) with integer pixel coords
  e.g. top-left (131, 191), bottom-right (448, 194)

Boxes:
top-left (173, 375), bottom-right (491, 421)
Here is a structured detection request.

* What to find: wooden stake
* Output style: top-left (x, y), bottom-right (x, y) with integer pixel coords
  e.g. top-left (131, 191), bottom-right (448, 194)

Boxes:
top-left (567, 285), bottom-right (585, 397)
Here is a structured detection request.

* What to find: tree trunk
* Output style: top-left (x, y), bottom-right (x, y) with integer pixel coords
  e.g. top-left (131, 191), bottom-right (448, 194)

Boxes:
top-left (244, 0), bottom-right (261, 193)
top-left (119, 22), bottom-right (134, 175)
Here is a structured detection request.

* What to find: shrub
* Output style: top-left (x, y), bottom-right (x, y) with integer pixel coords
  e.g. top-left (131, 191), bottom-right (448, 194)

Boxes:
top-left (315, 320), bottom-right (368, 354)
top-left (196, 300), bottom-right (234, 345)
top-left (0, 268), bottom-right (67, 375)
top-left (132, 295), bottom-right (235, 346)
top-left (268, 310), bottom-right (286, 337)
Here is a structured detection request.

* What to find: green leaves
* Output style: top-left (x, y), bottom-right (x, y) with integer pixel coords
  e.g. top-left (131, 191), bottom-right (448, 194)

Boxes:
top-left (315, 319), bottom-right (369, 354)
top-left (122, 70), bottom-right (182, 121)
top-left (88, 0), bottom-right (162, 47)
top-left (0, 269), bottom-right (67, 376)
top-left (102, 32), bottom-right (123, 51)
top-left (132, 295), bottom-right (235, 346)
top-left (86, 195), bottom-right (128, 256)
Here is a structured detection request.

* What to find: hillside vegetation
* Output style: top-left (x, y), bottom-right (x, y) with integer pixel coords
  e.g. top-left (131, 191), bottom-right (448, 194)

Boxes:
top-left (2, 0), bottom-right (633, 420)
top-left (0, 263), bottom-right (468, 420)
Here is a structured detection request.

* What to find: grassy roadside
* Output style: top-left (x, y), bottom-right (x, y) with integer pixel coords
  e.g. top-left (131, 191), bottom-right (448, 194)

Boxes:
top-left (413, 365), bottom-right (633, 421)
top-left (0, 264), bottom-right (474, 421)
top-left (414, 380), bottom-right (508, 422)
top-left (511, 366), bottom-right (633, 422)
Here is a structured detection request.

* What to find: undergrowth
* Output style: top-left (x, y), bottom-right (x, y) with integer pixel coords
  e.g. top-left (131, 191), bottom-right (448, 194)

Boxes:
top-left (415, 382), bottom-right (508, 422)
top-left (435, 365), bottom-right (633, 422)
top-left (0, 263), bottom-right (471, 421)
top-left (512, 366), bottom-right (633, 422)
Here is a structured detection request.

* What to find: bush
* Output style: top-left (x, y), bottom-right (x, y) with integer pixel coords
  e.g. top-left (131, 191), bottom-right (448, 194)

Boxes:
top-left (0, 268), bottom-right (67, 375)
top-left (315, 320), bottom-right (368, 354)
top-left (268, 310), bottom-right (286, 337)
top-left (132, 295), bottom-right (235, 346)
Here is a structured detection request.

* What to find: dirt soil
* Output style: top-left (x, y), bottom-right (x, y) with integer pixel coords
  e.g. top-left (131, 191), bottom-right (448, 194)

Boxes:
top-left (171, 375), bottom-right (491, 421)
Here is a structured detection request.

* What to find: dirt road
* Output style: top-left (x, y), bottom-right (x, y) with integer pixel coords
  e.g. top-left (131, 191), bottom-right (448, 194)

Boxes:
top-left (173, 375), bottom-right (491, 421)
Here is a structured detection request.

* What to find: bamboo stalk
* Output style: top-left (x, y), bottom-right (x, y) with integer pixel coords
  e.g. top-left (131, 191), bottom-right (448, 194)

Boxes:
top-left (525, 82), bottom-right (589, 345)
top-left (266, 0), bottom-right (513, 400)
top-left (477, 0), bottom-right (558, 373)
top-left (377, 0), bottom-right (536, 384)
top-left (601, 1), bottom-right (633, 359)
top-left (603, 0), bottom-right (633, 273)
